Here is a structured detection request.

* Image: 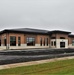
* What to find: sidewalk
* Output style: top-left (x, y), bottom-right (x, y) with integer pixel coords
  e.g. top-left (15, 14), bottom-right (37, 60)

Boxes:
top-left (0, 56), bottom-right (74, 70)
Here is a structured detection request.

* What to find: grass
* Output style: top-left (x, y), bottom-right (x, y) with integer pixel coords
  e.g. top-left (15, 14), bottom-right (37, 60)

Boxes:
top-left (0, 59), bottom-right (74, 75)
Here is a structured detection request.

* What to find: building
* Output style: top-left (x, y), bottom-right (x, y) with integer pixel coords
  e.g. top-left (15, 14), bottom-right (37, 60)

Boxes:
top-left (0, 28), bottom-right (74, 50)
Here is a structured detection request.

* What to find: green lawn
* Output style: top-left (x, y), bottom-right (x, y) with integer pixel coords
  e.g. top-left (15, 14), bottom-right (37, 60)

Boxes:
top-left (0, 59), bottom-right (74, 75)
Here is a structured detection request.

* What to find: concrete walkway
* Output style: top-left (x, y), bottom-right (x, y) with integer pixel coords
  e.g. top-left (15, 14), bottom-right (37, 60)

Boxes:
top-left (0, 56), bottom-right (74, 70)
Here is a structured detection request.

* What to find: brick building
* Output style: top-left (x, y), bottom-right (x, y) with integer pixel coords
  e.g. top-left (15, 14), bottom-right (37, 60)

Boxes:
top-left (0, 28), bottom-right (74, 50)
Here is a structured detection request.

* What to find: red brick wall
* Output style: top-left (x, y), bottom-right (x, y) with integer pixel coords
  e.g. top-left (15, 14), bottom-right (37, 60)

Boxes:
top-left (51, 33), bottom-right (68, 39)
top-left (68, 37), bottom-right (74, 44)
top-left (0, 33), bottom-right (50, 45)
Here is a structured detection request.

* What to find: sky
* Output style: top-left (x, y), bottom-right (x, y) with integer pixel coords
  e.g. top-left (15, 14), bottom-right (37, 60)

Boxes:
top-left (0, 0), bottom-right (74, 33)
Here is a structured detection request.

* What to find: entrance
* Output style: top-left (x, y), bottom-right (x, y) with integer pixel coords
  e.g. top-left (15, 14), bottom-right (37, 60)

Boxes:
top-left (60, 42), bottom-right (65, 48)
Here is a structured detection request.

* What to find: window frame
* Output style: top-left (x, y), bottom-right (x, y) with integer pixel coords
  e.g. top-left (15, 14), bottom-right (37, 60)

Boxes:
top-left (10, 36), bottom-right (16, 46)
top-left (27, 37), bottom-right (35, 46)
top-left (4, 38), bottom-right (6, 46)
top-left (44, 38), bottom-right (46, 46)
top-left (40, 37), bottom-right (42, 46)
top-left (51, 41), bottom-right (53, 46)
top-left (46, 38), bottom-right (48, 46)
top-left (18, 37), bottom-right (21, 46)
top-left (54, 41), bottom-right (56, 46)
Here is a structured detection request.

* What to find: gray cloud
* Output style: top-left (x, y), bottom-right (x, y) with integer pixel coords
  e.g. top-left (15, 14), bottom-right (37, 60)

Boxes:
top-left (0, 0), bottom-right (74, 33)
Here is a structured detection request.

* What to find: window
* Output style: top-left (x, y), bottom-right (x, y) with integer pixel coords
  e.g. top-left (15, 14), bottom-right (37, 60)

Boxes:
top-left (46, 38), bottom-right (48, 46)
top-left (27, 37), bottom-right (35, 46)
top-left (18, 37), bottom-right (21, 46)
top-left (10, 36), bottom-right (16, 46)
top-left (44, 38), bottom-right (45, 46)
top-left (4, 38), bottom-right (6, 46)
top-left (72, 40), bottom-right (74, 46)
top-left (51, 41), bottom-right (53, 46)
top-left (60, 37), bottom-right (65, 39)
top-left (40, 38), bottom-right (42, 46)
top-left (51, 37), bottom-right (56, 39)
top-left (54, 41), bottom-right (56, 46)
top-left (0, 39), bottom-right (1, 46)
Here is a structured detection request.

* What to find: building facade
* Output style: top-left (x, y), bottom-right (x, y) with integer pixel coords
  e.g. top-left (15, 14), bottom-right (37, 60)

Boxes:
top-left (0, 28), bottom-right (74, 50)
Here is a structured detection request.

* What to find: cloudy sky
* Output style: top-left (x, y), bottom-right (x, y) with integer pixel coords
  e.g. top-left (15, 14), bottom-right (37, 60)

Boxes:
top-left (0, 0), bottom-right (74, 33)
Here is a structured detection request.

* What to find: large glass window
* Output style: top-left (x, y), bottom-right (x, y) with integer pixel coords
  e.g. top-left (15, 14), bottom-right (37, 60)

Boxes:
top-left (51, 41), bottom-right (53, 46)
top-left (44, 38), bottom-right (45, 46)
top-left (4, 38), bottom-right (6, 46)
top-left (72, 40), bottom-right (74, 46)
top-left (40, 37), bottom-right (42, 46)
top-left (10, 36), bottom-right (16, 46)
top-left (27, 37), bottom-right (35, 46)
top-left (46, 38), bottom-right (48, 46)
top-left (54, 41), bottom-right (56, 46)
top-left (18, 37), bottom-right (21, 46)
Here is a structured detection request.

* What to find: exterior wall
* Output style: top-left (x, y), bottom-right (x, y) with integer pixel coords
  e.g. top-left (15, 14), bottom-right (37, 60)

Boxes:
top-left (50, 39), bottom-right (68, 48)
top-left (50, 39), bottom-right (56, 48)
top-left (51, 33), bottom-right (68, 39)
top-left (9, 44), bottom-right (50, 49)
top-left (36, 35), bottom-right (50, 44)
top-left (57, 34), bottom-right (68, 39)
top-left (37, 35), bottom-right (50, 48)
top-left (9, 34), bottom-right (50, 49)
top-left (0, 33), bottom-right (50, 50)
top-left (0, 33), bottom-right (7, 50)
top-left (68, 37), bottom-right (74, 48)
top-left (50, 33), bottom-right (69, 48)
top-left (56, 39), bottom-right (68, 48)
top-left (0, 31), bottom-right (74, 50)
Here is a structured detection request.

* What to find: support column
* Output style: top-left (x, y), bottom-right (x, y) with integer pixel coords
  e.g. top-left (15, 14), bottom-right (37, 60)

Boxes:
top-left (6, 33), bottom-right (10, 49)
top-left (16, 35), bottom-right (18, 47)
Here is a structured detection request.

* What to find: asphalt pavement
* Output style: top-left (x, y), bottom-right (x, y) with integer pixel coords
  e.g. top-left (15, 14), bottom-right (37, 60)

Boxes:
top-left (0, 48), bottom-right (74, 65)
